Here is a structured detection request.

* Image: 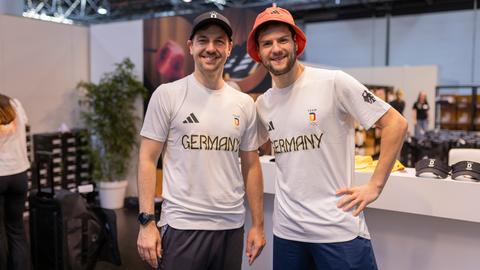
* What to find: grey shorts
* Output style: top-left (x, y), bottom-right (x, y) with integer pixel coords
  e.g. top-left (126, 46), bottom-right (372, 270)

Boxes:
top-left (158, 225), bottom-right (244, 270)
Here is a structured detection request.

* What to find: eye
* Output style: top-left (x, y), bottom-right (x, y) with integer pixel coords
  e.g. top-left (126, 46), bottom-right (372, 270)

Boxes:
top-left (260, 41), bottom-right (272, 48)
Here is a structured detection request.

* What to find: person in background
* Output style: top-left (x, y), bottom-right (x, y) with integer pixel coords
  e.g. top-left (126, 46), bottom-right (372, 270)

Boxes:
top-left (373, 87), bottom-right (387, 102)
top-left (390, 89), bottom-right (406, 115)
top-left (136, 11), bottom-right (265, 270)
top-left (248, 6), bottom-right (408, 270)
top-left (412, 91), bottom-right (429, 137)
top-left (0, 93), bottom-right (30, 270)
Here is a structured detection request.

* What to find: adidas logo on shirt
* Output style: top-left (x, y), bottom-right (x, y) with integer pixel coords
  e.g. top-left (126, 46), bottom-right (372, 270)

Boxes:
top-left (183, 113), bottom-right (199, 124)
top-left (267, 121), bottom-right (275, 131)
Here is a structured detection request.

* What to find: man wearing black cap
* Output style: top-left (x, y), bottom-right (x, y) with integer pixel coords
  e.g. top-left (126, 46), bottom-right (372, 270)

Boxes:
top-left (248, 6), bottom-right (408, 270)
top-left (137, 11), bottom-right (266, 270)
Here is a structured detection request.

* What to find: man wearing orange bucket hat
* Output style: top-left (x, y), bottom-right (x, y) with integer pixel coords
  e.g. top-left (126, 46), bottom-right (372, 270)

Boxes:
top-left (248, 6), bottom-right (408, 270)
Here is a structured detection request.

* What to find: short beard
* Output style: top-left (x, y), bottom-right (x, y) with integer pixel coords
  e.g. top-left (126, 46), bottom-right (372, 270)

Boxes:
top-left (261, 51), bottom-right (296, 76)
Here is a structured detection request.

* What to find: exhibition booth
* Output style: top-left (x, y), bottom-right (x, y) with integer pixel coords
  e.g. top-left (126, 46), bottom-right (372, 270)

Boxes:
top-left (1, 3), bottom-right (480, 269)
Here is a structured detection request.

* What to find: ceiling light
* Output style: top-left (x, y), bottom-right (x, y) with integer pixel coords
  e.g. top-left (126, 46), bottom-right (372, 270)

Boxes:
top-left (97, 7), bottom-right (108, 15)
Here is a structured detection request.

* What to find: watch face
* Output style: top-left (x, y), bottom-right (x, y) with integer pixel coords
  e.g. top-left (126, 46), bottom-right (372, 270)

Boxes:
top-left (138, 213), bottom-right (155, 225)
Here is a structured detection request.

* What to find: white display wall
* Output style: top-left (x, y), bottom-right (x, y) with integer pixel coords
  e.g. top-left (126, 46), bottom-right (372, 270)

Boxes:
top-left (305, 17), bottom-right (387, 67)
top-left (0, 14), bottom-right (89, 133)
top-left (90, 20), bottom-right (144, 196)
top-left (305, 10), bottom-right (480, 85)
top-left (344, 65), bottom-right (438, 133)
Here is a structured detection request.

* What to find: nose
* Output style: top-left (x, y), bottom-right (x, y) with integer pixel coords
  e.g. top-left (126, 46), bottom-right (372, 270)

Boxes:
top-left (271, 41), bottom-right (282, 55)
top-left (205, 41), bottom-right (216, 52)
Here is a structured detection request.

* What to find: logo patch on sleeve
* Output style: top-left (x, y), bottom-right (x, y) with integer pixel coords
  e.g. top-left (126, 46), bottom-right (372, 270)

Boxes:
top-left (362, 90), bottom-right (376, 104)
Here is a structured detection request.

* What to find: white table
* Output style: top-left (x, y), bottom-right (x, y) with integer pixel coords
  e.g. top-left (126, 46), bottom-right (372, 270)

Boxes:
top-left (242, 157), bottom-right (480, 270)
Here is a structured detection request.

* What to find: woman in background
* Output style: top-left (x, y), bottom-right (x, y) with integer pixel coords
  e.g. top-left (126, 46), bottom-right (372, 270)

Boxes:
top-left (412, 91), bottom-right (429, 137)
top-left (0, 93), bottom-right (30, 270)
top-left (389, 89), bottom-right (406, 115)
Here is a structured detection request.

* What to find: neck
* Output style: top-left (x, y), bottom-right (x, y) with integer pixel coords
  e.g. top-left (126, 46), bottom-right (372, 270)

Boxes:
top-left (272, 62), bottom-right (304, 89)
top-left (193, 69), bottom-right (224, 90)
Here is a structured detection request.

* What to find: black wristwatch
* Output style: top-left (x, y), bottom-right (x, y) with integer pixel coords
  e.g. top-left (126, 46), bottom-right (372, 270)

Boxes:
top-left (138, 212), bottom-right (156, 225)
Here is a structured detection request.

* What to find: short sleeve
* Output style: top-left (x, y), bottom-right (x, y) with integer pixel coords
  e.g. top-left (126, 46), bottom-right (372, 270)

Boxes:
top-left (254, 96), bottom-right (270, 146)
top-left (12, 99), bottom-right (28, 124)
top-left (239, 96), bottom-right (259, 151)
top-left (334, 71), bottom-right (390, 129)
top-left (140, 86), bottom-right (172, 142)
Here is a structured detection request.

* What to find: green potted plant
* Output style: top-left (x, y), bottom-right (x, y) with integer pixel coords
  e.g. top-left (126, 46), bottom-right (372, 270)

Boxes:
top-left (77, 58), bottom-right (147, 209)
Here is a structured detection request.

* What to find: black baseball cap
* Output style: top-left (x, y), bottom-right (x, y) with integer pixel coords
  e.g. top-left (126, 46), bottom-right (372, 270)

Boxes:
top-left (415, 158), bottom-right (450, 179)
top-left (452, 161), bottom-right (480, 181)
top-left (189, 11), bottom-right (233, 41)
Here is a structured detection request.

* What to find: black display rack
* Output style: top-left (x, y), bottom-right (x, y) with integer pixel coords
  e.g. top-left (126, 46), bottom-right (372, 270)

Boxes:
top-left (24, 125), bottom-right (33, 216)
top-left (32, 130), bottom-right (91, 192)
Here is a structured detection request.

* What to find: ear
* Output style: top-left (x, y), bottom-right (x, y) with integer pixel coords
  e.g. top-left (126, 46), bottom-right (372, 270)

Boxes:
top-left (227, 40), bottom-right (233, 57)
top-left (187, 40), bottom-right (193, 55)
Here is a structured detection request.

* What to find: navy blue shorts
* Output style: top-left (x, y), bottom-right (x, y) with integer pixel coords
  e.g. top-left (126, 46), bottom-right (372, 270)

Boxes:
top-left (273, 235), bottom-right (378, 270)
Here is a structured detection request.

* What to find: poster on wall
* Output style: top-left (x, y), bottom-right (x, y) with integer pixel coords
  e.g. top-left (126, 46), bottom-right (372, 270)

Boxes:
top-left (143, 8), bottom-right (273, 168)
top-left (143, 8), bottom-right (271, 101)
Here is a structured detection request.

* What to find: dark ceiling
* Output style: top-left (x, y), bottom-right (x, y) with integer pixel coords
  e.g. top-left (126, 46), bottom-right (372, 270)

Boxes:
top-left (25, 0), bottom-right (478, 25)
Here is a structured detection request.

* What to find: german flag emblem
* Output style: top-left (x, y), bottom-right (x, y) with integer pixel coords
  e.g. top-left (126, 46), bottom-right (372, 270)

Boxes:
top-left (309, 112), bottom-right (316, 122)
top-left (234, 117), bottom-right (240, 126)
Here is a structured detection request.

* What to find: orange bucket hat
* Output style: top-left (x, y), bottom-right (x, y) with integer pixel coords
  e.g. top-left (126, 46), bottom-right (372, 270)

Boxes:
top-left (247, 6), bottom-right (307, 63)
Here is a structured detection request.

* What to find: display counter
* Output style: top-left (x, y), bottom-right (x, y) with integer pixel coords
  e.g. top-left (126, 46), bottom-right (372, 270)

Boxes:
top-left (260, 155), bottom-right (480, 223)
top-left (243, 156), bottom-right (480, 270)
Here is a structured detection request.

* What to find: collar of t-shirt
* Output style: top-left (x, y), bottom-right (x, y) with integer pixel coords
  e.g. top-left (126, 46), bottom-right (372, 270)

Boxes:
top-left (189, 74), bottom-right (226, 95)
top-left (271, 66), bottom-right (308, 94)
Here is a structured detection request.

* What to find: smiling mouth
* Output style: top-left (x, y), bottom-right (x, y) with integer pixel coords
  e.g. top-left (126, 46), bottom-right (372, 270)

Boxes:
top-left (271, 56), bottom-right (286, 63)
top-left (202, 55), bottom-right (219, 61)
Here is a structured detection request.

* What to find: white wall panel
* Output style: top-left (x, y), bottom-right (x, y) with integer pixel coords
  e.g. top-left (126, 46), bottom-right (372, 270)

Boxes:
top-left (90, 20), bottom-right (143, 83)
top-left (344, 65), bottom-right (438, 133)
top-left (390, 10), bottom-right (475, 85)
top-left (0, 14), bottom-right (89, 133)
top-left (90, 20), bottom-right (143, 196)
top-left (305, 17), bottom-right (387, 67)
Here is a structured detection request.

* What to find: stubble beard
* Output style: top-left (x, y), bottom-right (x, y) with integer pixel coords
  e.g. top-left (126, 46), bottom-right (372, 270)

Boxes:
top-left (262, 50), bottom-right (296, 76)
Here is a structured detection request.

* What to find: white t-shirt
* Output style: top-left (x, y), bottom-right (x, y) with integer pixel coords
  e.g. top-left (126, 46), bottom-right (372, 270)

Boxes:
top-left (141, 74), bottom-right (258, 230)
top-left (0, 99), bottom-right (30, 176)
top-left (256, 67), bottom-right (390, 243)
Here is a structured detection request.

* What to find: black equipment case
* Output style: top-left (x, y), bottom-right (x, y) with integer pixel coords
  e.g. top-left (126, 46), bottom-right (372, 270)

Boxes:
top-left (29, 152), bottom-right (119, 270)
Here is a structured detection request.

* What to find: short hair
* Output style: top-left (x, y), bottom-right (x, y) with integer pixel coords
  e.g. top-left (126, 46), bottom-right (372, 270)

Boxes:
top-left (0, 93), bottom-right (16, 125)
top-left (254, 21), bottom-right (296, 47)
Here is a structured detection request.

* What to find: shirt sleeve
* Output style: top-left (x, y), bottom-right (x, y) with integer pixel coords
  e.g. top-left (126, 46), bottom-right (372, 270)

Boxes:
top-left (334, 71), bottom-right (390, 130)
top-left (140, 85), bottom-right (172, 142)
top-left (254, 96), bottom-right (270, 147)
top-left (12, 99), bottom-right (28, 124)
top-left (239, 96), bottom-right (259, 152)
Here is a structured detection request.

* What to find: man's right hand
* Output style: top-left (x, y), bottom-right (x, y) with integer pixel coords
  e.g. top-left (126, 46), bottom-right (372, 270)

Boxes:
top-left (137, 223), bottom-right (162, 268)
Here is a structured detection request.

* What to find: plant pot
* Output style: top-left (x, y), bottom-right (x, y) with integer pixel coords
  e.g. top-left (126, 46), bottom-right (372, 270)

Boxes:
top-left (98, 180), bottom-right (128, 209)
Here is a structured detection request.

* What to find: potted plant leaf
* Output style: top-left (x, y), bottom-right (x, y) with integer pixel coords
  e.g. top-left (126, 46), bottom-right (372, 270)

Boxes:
top-left (77, 58), bottom-right (147, 209)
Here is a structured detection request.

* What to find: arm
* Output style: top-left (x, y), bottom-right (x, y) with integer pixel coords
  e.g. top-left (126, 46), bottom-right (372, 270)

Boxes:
top-left (240, 150), bottom-right (266, 265)
top-left (412, 107), bottom-right (417, 124)
top-left (337, 108), bottom-right (408, 216)
top-left (137, 137), bottom-right (164, 268)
